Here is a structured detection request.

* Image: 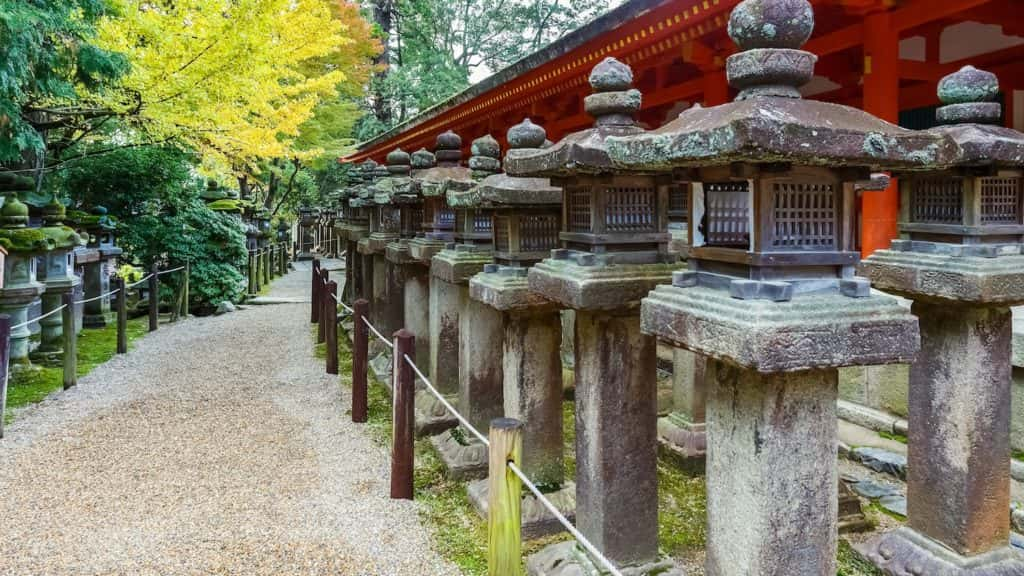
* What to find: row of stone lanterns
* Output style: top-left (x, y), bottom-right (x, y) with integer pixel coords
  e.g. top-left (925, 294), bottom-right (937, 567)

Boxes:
top-left (336, 0), bottom-right (1024, 571)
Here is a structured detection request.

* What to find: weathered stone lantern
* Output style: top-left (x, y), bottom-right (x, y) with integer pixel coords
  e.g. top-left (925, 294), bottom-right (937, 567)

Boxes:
top-left (0, 179), bottom-right (46, 367)
top-left (362, 160), bottom-right (400, 341)
top-left (427, 134), bottom-right (503, 471)
top-left (32, 198), bottom-right (84, 364)
top-left (452, 118), bottom-right (573, 536)
top-left (296, 206), bottom-right (318, 260)
top-left (408, 136), bottom-right (459, 264)
top-left (859, 66), bottom-right (1024, 575)
top-left (604, 0), bottom-right (938, 573)
top-left (349, 161), bottom-right (378, 304)
top-left (504, 58), bottom-right (681, 575)
top-left (256, 210), bottom-right (272, 249)
top-left (80, 206), bottom-right (122, 328)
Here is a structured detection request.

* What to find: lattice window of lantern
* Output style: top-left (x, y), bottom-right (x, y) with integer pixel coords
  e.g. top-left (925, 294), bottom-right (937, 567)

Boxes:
top-left (567, 186), bottom-right (592, 233)
top-left (521, 214), bottom-right (560, 252)
top-left (911, 177), bottom-right (963, 224)
top-left (704, 182), bottom-right (750, 247)
top-left (668, 184), bottom-right (689, 223)
top-left (474, 212), bottom-right (492, 233)
top-left (772, 182), bottom-right (837, 249)
top-left (439, 207), bottom-right (455, 227)
top-left (605, 187), bottom-right (656, 232)
top-left (494, 216), bottom-right (511, 253)
top-left (980, 177), bottom-right (1022, 225)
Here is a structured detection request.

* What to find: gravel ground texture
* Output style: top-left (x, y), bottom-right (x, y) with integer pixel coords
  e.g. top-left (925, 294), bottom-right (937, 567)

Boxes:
top-left (0, 260), bottom-right (460, 576)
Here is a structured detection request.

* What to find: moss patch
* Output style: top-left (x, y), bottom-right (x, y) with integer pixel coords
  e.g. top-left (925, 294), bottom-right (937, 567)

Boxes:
top-left (1013, 450), bottom-right (1024, 463)
top-left (4, 317), bottom-right (149, 424)
top-left (878, 430), bottom-right (908, 444)
top-left (838, 540), bottom-right (884, 576)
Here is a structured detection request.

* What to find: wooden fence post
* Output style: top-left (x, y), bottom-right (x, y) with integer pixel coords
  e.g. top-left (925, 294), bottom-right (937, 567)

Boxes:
top-left (352, 299), bottom-right (369, 423)
top-left (269, 245), bottom-right (276, 279)
top-left (115, 277), bottom-right (127, 354)
top-left (391, 329), bottom-right (416, 500)
top-left (248, 251), bottom-right (256, 296)
top-left (326, 280), bottom-right (338, 375)
top-left (280, 244), bottom-right (288, 276)
top-left (317, 269), bottom-right (329, 344)
top-left (148, 264), bottom-right (159, 332)
top-left (62, 293), bottom-right (77, 390)
top-left (311, 258), bottom-right (321, 324)
top-left (488, 418), bottom-right (523, 575)
top-left (263, 249), bottom-right (270, 286)
top-left (0, 314), bottom-right (10, 439)
top-left (181, 261), bottom-right (190, 318)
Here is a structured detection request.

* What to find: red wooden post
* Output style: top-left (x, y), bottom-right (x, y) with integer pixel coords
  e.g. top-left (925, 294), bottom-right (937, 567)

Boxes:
top-left (391, 329), bottom-right (416, 500)
top-left (311, 258), bottom-right (321, 324)
top-left (318, 269), bottom-right (329, 344)
top-left (148, 263), bottom-right (159, 332)
top-left (115, 277), bottom-right (127, 354)
top-left (326, 280), bottom-right (339, 375)
top-left (0, 314), bottom-right (9, 439)
top-left (352, 299), bottom-right (369, 423)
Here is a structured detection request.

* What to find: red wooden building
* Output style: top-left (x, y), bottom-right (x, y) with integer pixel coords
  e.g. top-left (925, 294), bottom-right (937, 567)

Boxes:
top-left (344, 0), bottom-right (1024, 255)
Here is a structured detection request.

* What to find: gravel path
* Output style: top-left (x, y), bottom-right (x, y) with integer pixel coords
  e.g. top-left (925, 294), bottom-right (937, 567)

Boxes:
top-left (0, 261), bottom-right (460, 575)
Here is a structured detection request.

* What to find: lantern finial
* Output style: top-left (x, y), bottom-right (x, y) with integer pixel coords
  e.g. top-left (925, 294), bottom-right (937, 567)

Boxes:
top-left (469, 134), bottom-right (501, 178)
top-left (936, 65), bottom-right (1001, 125)
top-left (435, 130), bottom-right (463, 166)
top-left (411, 148), bottom-right (436, 169)
top-left (507, 119), bottom-right (546, 150)
top-left (726, 0), bottom-right (816, 100)
top-left (386, 148), bottom-right (411, 175)
top-left (584, 57), bottom-right (641, 127)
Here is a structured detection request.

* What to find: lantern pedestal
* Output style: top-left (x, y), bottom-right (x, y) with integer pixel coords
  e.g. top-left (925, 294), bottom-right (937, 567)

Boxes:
top-left (642, 281), bottom-right (918, 575)
top-left (345, 226), bottom-right (368, 301)
top-left (387, 240), bottom-right (430, 369)
top-left (467, 267), bottom-right (576, 539)
top-left (0, 281), bottom-right (45, 368)
top-left (658, 348), bottom-right (707, 466)
top-left (859, 247), bottom-right (1024, 575)
top-left (33, 248), bottom-right (81, 364)
top-left (408, 235), bottom-right (449, 263)
top-left (82, 246), bottom-right (121, 328)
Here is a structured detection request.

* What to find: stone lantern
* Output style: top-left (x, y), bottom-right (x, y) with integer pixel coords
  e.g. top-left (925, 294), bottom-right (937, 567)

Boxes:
top-left (427, 134), bottom-right (503, 471)
top-left (504, 57), bottom-right (681, 575)
top-left (859, 66), bottom-right (1024, 575)
top-left (350, 161), bottom-right (379, 304)
top-left (409, 138), bottom-right (460, 264)
top-left (256, 210), bottom-right (272, 249)
top-left (604, 0), bottom-right (941, 573)
top-left (31, 198), bottom-right (84, 364)
top-left (296, 206), bottom-right (318, 260)
top-left (81, 206), bottom-right (122, 328)
top-left (360, 160), bottom-right (399, 342)
top-left (451, 118), bottom-right (574, 536)
top-left (0, 179), bottom-right (46, 368)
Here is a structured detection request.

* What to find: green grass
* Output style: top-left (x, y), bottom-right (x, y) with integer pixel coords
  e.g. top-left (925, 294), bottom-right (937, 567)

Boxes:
top-left (328, 333), bottom-right (884, 575)
top-left (878, 430), bottom-right (908, 444)
top-left (4, 316), bottom-right (149, 424)
top-left (1013, 450), bottom-right (1024, 463)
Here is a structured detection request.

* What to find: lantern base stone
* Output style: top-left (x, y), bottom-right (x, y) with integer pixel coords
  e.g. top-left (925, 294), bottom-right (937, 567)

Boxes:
top-left (858, 528), bottom-right (1024, 576)
top-left (860, 247), bottom-right (1024, 305)
top-left (408, 236), bottom-right (448, 264)
top-left (526, 541), bottom-right (683, 576)
top-left (467, 479), bottom-right (576, 540)
top-left (470, 268), bottom-right (557, 311)
top-left (527, 255), bottom-right (680, 312)
top-left (430, 246), bottom-right (492, 285)
top-left (429, 428), bottom-right (488, 480)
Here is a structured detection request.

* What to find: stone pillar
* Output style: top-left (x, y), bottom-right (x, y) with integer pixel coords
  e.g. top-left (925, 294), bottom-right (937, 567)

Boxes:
top-left (573, 310), bottom-right (658, 566)
top-left (384, 259), bottom-right (406, 336)
top-left (428, 276), bottom-right (461, 398)
top-left (404, 271), bottom-right (430, 368)
top-left (360, 251), bottom-right (374, 316)
top-left (372, 253), bottom-right (388, 329)
top-left (82, 259), bottom-right (111, 328)
top-left (705, 359), bottom-right (838, 576)
top-left (658, 348), bottom-right (707, 464)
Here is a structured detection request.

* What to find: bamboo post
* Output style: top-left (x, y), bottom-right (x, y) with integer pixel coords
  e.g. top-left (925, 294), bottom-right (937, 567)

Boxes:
top-left (148, 264), bottom-right (159, 332)
top-left (391, 329), bottom-right (416, 500)
top-left (181, 261), bottom-right (190, 318)
top-left (115, 277), bottom-right (127, 354)
top-left (62, 293), bottom-right (77, 390)
top-left (352, 299), bottom-right (369, 423)
top-left (0, 314), bottom-right (10, 439)
top-left (326, 280), bottom-right (339, 375)
top-left (318, 270), bottom-right (329, 344)
top-left (488, 418), bottom-right (524, 576)
top-left (311, 258), bottom-right (321, 324)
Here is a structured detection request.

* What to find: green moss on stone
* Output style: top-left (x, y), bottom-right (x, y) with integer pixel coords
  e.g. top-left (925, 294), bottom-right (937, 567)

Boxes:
top-left (207, 199), bottom-right (245, 212)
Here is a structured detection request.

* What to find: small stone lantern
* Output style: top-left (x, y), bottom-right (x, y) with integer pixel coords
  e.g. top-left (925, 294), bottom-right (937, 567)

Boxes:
top-left (81, 206), bottom-right (122, 328)
top-left (408, 135), bottom-right (460, 264)
top-left (32, 198), bottom-right (84, 364)
top-left (454, 118), bottom-right (573, 536)
top-left (859, 66), bottom-right (1024, 575)
top-left (360, 160), bottom-right (399, 341)
top-left (504, 57), bottom-right (681, 575)
top-left (296, 206), bottom-right (318, 260)
top-left (605, 0), bottom-right (939, 573)
top-left (0, 179), bottom-right (46, 367)
top-left (350, 160), bottom-right (379, 303)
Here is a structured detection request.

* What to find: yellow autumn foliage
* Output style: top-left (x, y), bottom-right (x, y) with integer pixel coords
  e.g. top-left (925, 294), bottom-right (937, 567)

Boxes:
top-left (96, 0), bottom-right (368, 168)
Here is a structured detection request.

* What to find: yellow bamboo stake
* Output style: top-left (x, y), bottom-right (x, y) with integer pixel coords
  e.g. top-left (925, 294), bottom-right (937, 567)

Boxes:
top-left (488, 418), bottom-right (523, 576)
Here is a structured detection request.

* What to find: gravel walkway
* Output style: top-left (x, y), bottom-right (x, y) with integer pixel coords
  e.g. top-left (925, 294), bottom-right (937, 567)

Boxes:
top-left (0, 261), bottom-right (460, 575)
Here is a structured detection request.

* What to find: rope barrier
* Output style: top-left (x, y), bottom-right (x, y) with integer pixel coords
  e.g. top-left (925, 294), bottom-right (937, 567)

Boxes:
top-left (362, 316), bottom-right (393, 350)
top-left (126, 273), bottom-right (154, 289)
top-left (157, 265), bottom-right (186, 276)
top-left (402, 354), bottom-right (488, 446)
top-left (74, 288), bottom-right (120, 306)
top-left (11, 304), bottom-right (68, 331)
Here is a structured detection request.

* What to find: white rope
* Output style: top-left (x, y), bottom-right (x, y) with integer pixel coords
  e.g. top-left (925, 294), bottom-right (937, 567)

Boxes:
top-left (402, 354), bottom-right (488, 446)
top-left (338, 298), bottom-right (354, 314)
top-left (157, 265), bottom-right (185, 276)
top-left (74, 288), bottom-right (120, 305)
top-left (11, 304), bottom-right (69, 330)
top-left (126, 273), bottom-right (154, 288)
top-left (507, 461), bottom-right (624, 576)
top-left (362, 316), bottom-right (393, 350)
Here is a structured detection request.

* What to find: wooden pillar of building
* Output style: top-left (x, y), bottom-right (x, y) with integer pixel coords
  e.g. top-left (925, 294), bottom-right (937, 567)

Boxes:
top-left (861, 9), bottom-right (900, 257)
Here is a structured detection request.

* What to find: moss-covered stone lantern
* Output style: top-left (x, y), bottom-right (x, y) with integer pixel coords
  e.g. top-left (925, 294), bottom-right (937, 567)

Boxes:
top-left (408, 135), bottom-right (459, 264)
top-left (859, 66), bottom-right (1024, 575)
top-left (504, 57), bottom-right (681, 576)
top-left (80, 206), bottom-right (122, 328)
top-left (349, 160), bottom-right (379, 303)
top-left (0, 177), bottom-right (46, 367)
top-left (31, 198), bottom-right (84, 364)
top-left (604, 0), bottom-right (938, 573)
top-left (452, 118), bottom-right (573, 537)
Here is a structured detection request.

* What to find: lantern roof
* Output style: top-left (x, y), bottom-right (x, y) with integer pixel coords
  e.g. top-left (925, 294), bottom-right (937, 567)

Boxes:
top-left (605, 0), bottom-right (947, 172)
top-left (373, 148), bottom-right (417, 204)
top-left (505, 57), bottom-right (644, 177)
top-left (412, 132), bottom-right (471, 197)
